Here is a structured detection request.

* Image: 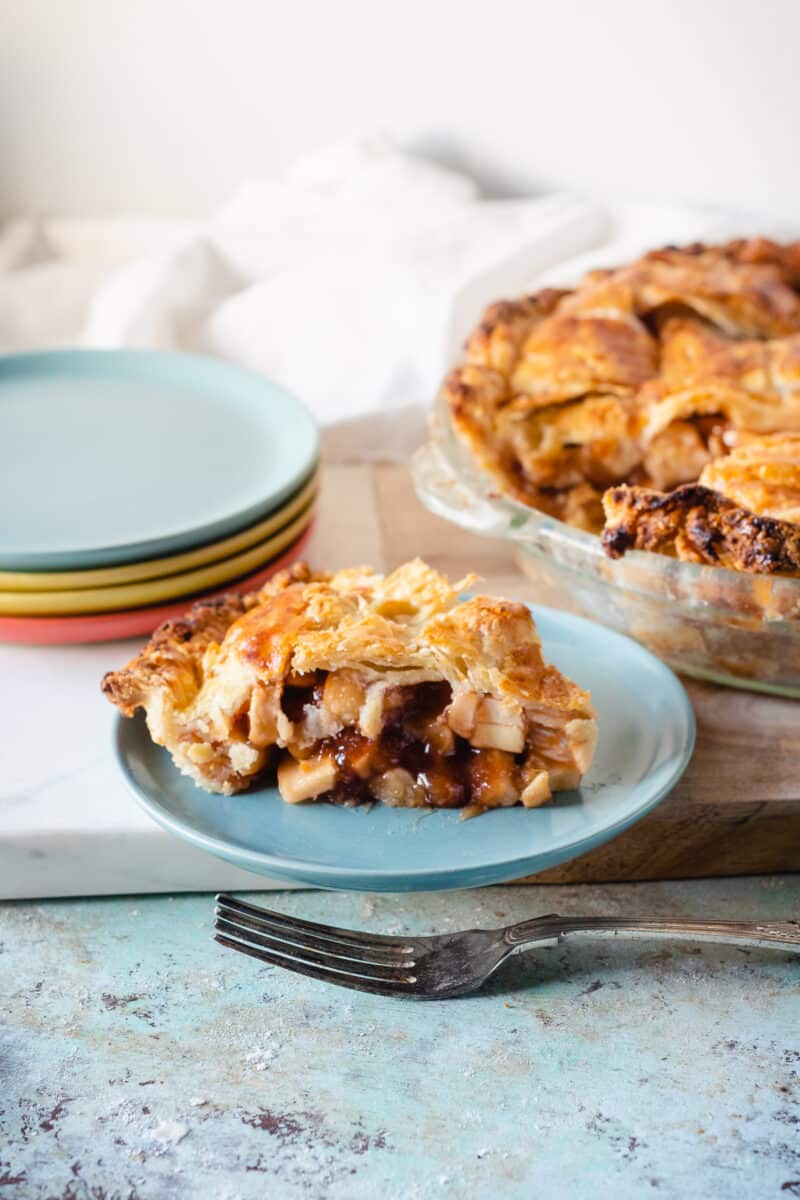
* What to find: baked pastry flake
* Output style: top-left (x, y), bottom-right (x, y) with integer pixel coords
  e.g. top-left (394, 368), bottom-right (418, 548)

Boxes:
top-left (103, 561), bottom-right (597, 812)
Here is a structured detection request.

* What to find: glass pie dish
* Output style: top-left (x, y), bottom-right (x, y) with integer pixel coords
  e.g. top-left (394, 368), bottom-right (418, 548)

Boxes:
top-left (412, 394), bottom-right (800, 697)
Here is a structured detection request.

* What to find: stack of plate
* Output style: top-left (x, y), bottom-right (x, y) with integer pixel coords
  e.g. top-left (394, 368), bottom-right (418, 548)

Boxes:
top-left (0, 350), bottom-right (319, 644)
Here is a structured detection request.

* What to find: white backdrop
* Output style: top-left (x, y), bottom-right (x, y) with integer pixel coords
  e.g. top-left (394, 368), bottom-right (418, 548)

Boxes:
top-left (2, 0), bottom-right (798, 219)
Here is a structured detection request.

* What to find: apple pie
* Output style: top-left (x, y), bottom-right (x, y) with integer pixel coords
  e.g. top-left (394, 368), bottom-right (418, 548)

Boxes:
top-left (444, 237), bottom-right (800, 572)
top-left (102, 560), bottom-right (597, 812)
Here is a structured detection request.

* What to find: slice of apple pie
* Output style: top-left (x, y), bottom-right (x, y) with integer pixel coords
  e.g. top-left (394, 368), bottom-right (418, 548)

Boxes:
top-left (103, 560), bottom-right (597, 812)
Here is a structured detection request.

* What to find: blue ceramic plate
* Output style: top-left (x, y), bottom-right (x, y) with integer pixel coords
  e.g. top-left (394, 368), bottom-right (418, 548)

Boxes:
top-left (0, 350), bottom-right (318, 570)
top-left (113, 606), bottom-right (694, 893)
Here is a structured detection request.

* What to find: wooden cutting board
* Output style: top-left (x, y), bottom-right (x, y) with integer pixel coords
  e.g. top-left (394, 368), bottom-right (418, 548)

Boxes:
top-left (326, 459), bottom-right (800, 883)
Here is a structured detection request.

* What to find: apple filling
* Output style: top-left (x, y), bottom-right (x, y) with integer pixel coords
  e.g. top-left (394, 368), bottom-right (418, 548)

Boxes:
top-left (271, 673), bottom-right (583, 812)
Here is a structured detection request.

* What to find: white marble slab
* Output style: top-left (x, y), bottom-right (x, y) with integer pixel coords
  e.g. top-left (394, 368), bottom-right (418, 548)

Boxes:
top-left (0, 466), bottom-right (384, 898)
top-left (0, 635), bottom-right (299, 898)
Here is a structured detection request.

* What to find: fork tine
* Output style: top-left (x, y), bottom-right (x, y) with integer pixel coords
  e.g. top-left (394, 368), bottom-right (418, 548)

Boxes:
top-left (214, 905), bottom-right (410, 965)
top-left (214, 932), bottom-right (419, 997)
top-left (216, 894), bottom-right (415, 951)
top-left (214, 917), bottom-right (415, 981)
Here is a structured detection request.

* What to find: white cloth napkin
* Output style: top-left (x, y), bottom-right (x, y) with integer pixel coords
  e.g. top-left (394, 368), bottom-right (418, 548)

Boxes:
top-left (1, 134), bottom-right (794, 460)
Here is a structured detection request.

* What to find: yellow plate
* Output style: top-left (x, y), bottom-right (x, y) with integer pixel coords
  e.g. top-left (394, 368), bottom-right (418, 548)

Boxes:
top-left (0, 471), bottom-right (318, 592)
top-left (0, 504), bottom-right (315, 616)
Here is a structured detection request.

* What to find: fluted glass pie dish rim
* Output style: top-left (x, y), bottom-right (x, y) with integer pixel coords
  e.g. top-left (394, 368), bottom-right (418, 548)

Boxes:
top-left (412, 394), bottom-right (800, 698)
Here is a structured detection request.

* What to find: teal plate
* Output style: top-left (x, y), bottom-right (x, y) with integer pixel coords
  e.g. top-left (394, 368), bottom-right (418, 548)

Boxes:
top-left (0, 349), bottom-right (319, 570)
top-left (114, 607), bottom-right (695, 893)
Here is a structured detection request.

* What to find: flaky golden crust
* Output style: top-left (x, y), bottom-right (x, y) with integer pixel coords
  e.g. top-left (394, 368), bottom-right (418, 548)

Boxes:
top-left (602, 484), bottom-right (800, 576)
top-left (101, 564), bottom-right (314, 716)
top-left (641, 318), bottom-right (800, 443)
top-left (101, 593), bottom-right (250, 717)
top-left (103, 559), bottom-right (596, 806)
top-left (464, 288), bottom-right (568, 374)
top-left (699, 434), bottom-right (800, 523)
top-left (686, 237), bottom-right (800, 292)
top-left (619, 242), bottom-right (800, 336)
top-left (443, 237), bottom-right (800, 567)
top-left (510, 278), bottom-right (657, 406)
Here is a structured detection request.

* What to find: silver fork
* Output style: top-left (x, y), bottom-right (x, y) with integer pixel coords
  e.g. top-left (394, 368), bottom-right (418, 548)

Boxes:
top-left (214, 894), bottom-right (800, 999)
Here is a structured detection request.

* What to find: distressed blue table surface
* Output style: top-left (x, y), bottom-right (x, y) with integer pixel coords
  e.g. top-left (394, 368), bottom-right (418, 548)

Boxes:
top-left (2, 877), bottom-right (798, 1200)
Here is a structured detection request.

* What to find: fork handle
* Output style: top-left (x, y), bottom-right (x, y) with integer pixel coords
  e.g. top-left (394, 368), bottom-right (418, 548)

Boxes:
top-left (504, 916), bottom-right (800, 949)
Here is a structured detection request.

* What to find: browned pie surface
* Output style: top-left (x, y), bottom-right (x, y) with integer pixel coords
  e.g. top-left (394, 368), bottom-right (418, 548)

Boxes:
top-left (601, 482), bottom-right (800, 575)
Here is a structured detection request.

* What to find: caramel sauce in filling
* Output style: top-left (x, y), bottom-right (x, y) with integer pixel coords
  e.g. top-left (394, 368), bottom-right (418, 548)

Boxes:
top-left (280, 678), bottom-right (517, 808)
top-left (327, 725), bottom-right (474, 808)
